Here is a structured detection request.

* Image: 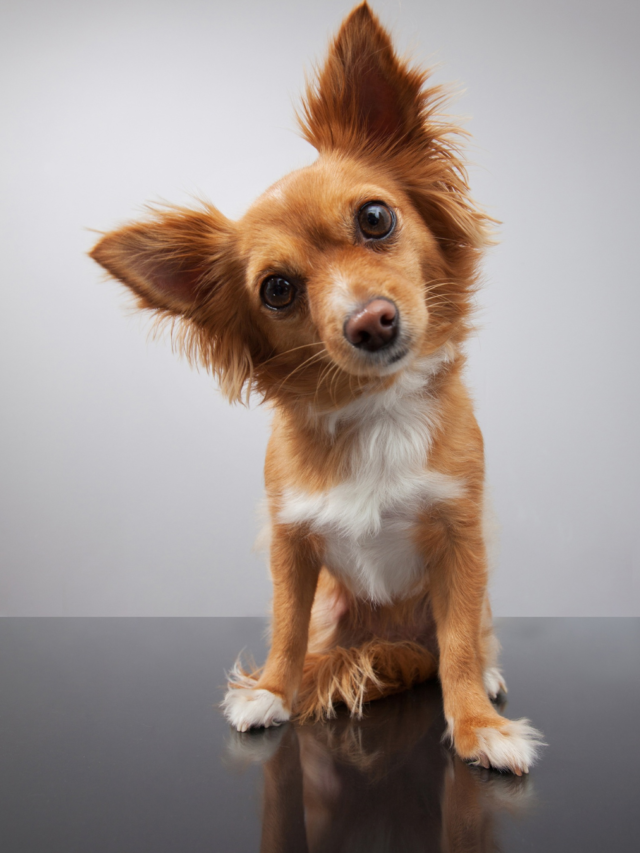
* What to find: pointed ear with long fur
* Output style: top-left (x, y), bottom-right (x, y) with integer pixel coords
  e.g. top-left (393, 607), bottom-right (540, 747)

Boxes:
top-left (300, 2), bottom-right (494, 322)
top-left (90, 204), bottom-right (256, 403)
top-left (298, 2), bottom-right (429, 157)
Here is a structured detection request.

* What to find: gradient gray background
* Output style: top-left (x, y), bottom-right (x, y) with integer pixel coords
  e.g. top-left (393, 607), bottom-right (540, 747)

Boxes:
top-left (1, 0), bottom-right (638, 616)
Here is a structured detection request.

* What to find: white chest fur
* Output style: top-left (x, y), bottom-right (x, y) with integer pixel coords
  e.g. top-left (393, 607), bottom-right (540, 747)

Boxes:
top-left (278, 358), bottom-right (464, 604)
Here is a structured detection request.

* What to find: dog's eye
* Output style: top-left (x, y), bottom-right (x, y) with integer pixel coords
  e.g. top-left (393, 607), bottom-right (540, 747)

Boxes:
top-left (357, 202), bottom-right (395, 240)
top-left (261, 275), bottom-right (296, 310)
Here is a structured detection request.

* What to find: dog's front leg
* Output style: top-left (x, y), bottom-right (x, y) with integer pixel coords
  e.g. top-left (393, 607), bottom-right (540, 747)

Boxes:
top-left (428, 516), bottom-right (542, 775)
top-left (223, 523), bottom-right (321, 732)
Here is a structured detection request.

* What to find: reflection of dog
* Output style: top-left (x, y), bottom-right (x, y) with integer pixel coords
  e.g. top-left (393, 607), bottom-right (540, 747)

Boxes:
top-left (228, 687), bottom-right (534, 852)
top-left (90, 2), bottom-right (542, 772)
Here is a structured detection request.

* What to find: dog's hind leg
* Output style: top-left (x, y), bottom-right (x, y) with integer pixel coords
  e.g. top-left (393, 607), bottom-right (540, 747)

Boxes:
top-left (481, 599), bottom-right (507, 700)
top-left (294, 573), bottom-right (438, 722)
top-left (293, 636), bottom-right (438, 722)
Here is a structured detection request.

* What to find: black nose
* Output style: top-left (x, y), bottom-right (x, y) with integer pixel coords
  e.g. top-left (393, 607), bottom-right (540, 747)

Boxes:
top-left (344, 298), bottom-right (399, 351)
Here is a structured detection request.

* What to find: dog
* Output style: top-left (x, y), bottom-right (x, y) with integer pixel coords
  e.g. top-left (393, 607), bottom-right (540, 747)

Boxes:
top-left (90, 2), bottom-right (543, 774)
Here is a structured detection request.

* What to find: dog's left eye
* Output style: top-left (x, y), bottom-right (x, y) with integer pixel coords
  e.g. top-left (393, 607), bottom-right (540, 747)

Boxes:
top-left (261, 275), bottom-right (297, 310)
top-left (357, 201), bottom-right (395, 240)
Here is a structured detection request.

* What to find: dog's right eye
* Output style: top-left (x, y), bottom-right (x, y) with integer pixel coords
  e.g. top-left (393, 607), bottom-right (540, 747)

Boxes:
top-left (261, 276), bottom-right (297, 310)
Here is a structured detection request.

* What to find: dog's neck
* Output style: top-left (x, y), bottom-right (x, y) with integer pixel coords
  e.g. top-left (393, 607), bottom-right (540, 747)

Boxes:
top-left (305, 341), bottom-right (458, 437)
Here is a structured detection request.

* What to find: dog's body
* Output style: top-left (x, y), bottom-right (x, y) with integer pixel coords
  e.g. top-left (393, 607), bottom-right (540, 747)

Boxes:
top-left (90, 3), bottom-right (542, 774)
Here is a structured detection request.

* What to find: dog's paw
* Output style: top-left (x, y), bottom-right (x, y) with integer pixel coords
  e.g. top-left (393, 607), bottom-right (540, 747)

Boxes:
top-left (472, 719), bottom-right (544, 775)
top-left (483, 666), bottom-right (507, 700)
top-left (450, 717), bottom-right (544, 775)
top-left (222, 686), bottom-right (290, 733)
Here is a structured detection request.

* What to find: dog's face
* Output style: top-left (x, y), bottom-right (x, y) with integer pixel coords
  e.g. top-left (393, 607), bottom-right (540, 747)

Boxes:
top-left (91, 3), bottom-right (491, 407)
top-left (239, 154), bottom-right (437, 382)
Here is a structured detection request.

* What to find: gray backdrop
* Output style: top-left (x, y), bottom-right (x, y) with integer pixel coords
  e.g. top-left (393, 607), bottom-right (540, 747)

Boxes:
top-left (1, 0), bottom-right (638, 616)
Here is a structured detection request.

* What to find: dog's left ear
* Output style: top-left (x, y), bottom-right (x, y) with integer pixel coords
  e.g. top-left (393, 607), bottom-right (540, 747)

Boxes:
top-left (301, 2), bottom-right (494, 317)
top-left (90, 204), bottom-right (258, 403)
top-left (298, 2), bottom-right (427, 156)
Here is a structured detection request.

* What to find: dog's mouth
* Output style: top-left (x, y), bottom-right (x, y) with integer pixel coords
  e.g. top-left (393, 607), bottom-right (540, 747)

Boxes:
top-left (338, 336), bottom-right (411, 377)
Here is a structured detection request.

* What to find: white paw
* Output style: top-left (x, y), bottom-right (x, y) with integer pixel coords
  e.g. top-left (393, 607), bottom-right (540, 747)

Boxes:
top-left (474, 718), bottom-right (544, 775)
top-left (222, 687), bottom-right (290, 733)
top-left (483, 666), bottom-right (507, 699)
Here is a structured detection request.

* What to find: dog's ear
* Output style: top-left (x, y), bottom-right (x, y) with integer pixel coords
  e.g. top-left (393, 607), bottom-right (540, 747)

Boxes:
top-left (90, 203), bottom-right (234, 315)
top-left (301, 2), bottom-right (494, 331)
top-left (90, 204), bottom-right (257, 403)
top-left (298, 2), bottom-right (427, 156)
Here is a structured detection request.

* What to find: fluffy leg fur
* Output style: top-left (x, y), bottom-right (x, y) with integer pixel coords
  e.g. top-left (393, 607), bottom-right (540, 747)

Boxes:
top-left (224, 638), bottom-right (437, 725)
top-left (294, 638), bottom-right (438, 722)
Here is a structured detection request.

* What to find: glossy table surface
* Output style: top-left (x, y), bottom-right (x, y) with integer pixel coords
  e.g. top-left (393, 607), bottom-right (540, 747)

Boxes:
top-left (1, 617), bottom-right (638, 852)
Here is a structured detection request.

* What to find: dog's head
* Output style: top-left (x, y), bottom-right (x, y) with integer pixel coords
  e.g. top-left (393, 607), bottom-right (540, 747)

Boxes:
top-left (90, 3), bottom-right (492, 409)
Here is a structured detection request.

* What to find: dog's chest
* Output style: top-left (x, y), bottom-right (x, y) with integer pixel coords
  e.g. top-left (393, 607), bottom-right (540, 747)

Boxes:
top-left (321, 496), bottom-right (425, 603)
top-left (278, 387), bottom-right (462, 603)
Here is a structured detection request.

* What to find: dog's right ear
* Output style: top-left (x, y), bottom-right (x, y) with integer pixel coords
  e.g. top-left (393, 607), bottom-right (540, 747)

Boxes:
top-left (90, 204), bottom-right (257, 403)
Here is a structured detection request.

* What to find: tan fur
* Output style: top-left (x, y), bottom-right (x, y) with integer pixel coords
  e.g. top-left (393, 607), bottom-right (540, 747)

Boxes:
top-left (89, 2), bottom-right (542, 773)
top-left (295, 639), bottom-right (438, 722)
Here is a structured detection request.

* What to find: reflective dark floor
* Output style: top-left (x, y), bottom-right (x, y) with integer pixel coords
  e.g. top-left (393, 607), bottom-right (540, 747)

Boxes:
top-left (0, 618), bottom-right (638, 851)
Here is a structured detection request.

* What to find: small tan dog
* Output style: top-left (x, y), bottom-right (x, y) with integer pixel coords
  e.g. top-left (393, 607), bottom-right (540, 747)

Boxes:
top-left (91, 2), bottom-right (542, 774)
